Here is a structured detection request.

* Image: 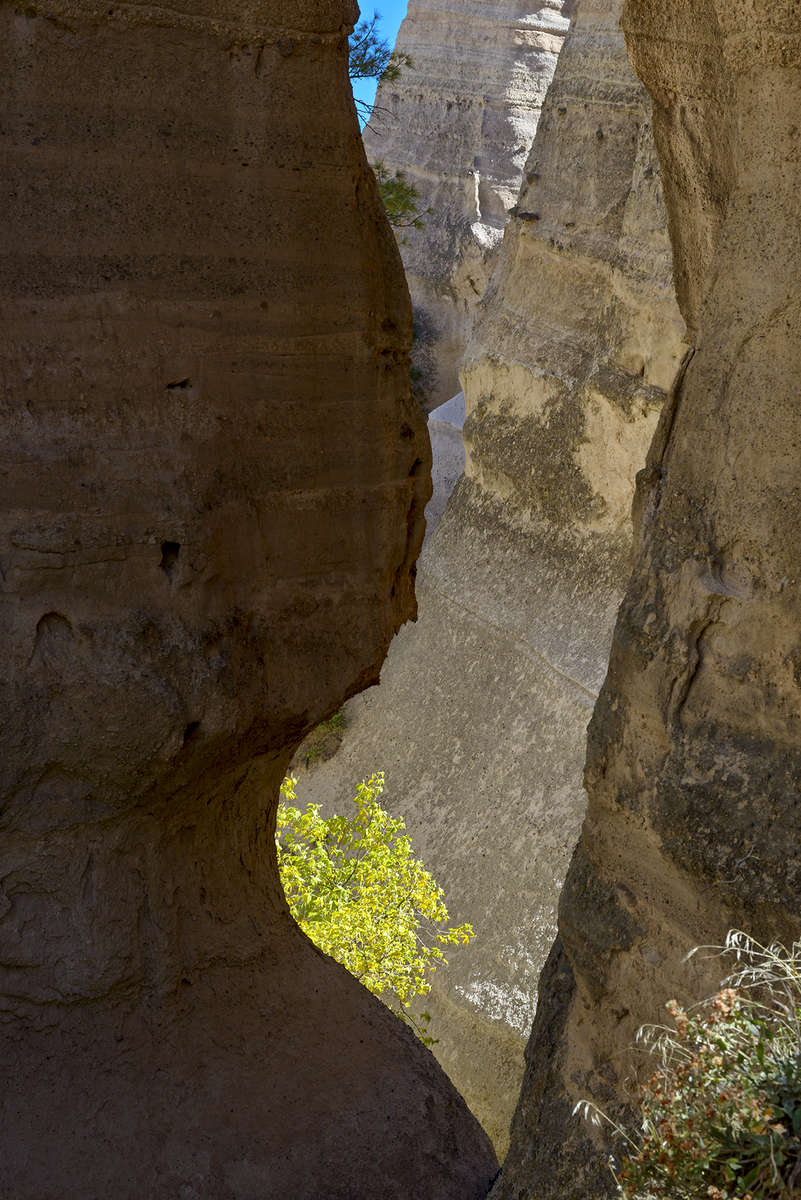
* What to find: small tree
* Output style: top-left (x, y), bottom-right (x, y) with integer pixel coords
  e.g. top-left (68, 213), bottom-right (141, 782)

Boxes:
top-left (372, 160), bottom-right (429, 233)
top-left (347, 12), bottom-right (428, 234)
top-left (348, 11), bottom-right (412, 122)
top-left (276, 772), bottom-right (474, 1043)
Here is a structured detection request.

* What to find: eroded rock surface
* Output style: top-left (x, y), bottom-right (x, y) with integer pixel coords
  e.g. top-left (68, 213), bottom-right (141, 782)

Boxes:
top-left (424, 392), bottom-right (466, 538)
top-left (495, 3), bottom-right (801, 1196)
top-left (298, 0), bottom-right (683, 1157)
top-left (0, 2), bottom-right (497, 1195)
top-left (363, 0), bottom-right (571, 408)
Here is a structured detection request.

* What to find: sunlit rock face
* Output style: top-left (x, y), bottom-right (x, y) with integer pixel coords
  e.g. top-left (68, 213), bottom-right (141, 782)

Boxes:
top-left (363, 0), bottom-right (572, 409)
top-left (494, 2), bottom-right (801, 1197)
top-left (0, 1), bottom-right (499, 1195)
top-left (297, 0), bottom-right (683, 1158)
top-left (425, 392), bottom-right (467, 538)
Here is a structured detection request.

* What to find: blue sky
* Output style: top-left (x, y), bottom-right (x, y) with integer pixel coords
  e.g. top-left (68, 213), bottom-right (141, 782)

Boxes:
top-left (352, 2), bottom-right (409, 122)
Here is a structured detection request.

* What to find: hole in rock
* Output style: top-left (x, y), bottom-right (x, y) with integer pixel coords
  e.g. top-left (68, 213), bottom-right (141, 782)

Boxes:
top-left (183, 720), bottom-right (201, 744)
top-left (32, 611), bottom-right (73, 661)
top-left (160, 541), bottom-right (180, 578)
top-left (165, 378), bottom-right (191, 390)
top-left (36, 611), bottom-right (72, 640)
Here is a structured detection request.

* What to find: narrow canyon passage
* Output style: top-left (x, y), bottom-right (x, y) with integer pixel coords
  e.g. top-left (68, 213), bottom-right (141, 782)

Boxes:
top-left (300, 0), bottom-right (684, 1157)
top-left (2, 0), bottom-right (800, 1195)
top-left (363, 0), bottom-right (572, 409)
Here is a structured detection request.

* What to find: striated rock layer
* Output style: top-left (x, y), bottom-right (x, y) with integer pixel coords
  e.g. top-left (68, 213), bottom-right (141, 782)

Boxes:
top-left (495, 2), bottom-right (801, 1197)
top-left (299, 0), bottom-right (684, 1157)
top-left (0, 2), bottom-right (498, 1196)
top-left (363, 0), bottom-right (571, 409)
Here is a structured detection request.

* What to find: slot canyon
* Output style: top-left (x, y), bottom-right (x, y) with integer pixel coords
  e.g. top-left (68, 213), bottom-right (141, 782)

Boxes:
top-left (1, 0), bottom-right (800, 1197)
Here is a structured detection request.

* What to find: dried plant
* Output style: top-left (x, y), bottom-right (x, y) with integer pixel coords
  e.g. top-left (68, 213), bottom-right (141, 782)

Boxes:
top-left (575, 931), bottom-right (801, 1199)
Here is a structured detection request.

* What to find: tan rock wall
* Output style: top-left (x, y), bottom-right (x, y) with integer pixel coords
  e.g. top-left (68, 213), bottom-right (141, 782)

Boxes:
top-left (494, 3), bottom-right (801, 1197)
top-left (0, 2), bottom-right (498, 1194)
top-left (363, 0), bottom-right (571, 408)
top-left (299, 0), bottom-right (684, 1159)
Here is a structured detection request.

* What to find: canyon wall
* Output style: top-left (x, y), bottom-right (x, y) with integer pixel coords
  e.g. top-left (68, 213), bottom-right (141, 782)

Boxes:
top-left (300, 0), bottom-right (684, 1156)
top-left (0, 2), bottom-right (498, 1195)
top-left (494, 2), bottom-right (801, 1196)
top-left (362, 0), bottom-right (571, 408)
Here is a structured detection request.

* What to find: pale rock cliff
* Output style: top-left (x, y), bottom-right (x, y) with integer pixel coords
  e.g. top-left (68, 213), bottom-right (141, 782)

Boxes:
top-left (363, 0), bottom-right (571, 408)
top-left (298, 0), bottom-right (684, 1157)
top-left (424, 392), bottom-right (467, 539)
top-left (494, 2), bottom-right (801, 1197)
top-left (0, 1), bottom-right (497, 1195)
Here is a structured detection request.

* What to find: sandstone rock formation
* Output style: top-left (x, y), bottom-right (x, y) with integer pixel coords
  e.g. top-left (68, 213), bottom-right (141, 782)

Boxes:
top-left (423, 391), bottom-right (466, 539)
top-left (298, 0), bottom-right (684, 1157)
top-left (363, 0), bottom-right (572, 409)
top-left (0, 2), bottom-right (498, 1195)
top-left (494, 2), bottom-right (801, 1196)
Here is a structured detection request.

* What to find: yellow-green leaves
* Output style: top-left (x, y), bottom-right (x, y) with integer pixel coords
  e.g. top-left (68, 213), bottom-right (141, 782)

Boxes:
top-left (276, 772), bottom-right (474, 1041)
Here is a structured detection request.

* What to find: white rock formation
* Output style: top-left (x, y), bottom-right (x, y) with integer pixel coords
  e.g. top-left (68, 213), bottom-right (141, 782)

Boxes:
top-left (424, 393), bottom-right (466, 538)
top-left (363, 1), bottom-right (572, 409)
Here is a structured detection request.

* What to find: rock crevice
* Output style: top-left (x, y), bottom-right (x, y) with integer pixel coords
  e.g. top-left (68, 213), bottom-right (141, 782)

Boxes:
top-left (302, 0), bottom-right (684, 1157)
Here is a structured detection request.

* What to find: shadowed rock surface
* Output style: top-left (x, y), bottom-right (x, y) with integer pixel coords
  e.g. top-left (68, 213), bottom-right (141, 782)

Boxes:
top-left (297, 0), bottom-right (683, 1156)
top-left (0, 1), bottom-right (498, 1195)
top-left (494, 2), bottom-right (801, 1196)
top-left (363, 0), bottom-right (572, 409)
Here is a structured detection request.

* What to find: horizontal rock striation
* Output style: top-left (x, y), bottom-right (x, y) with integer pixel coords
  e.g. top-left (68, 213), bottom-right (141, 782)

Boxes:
top-left (0, 2), bottom-right (497, 1195)
top-left (363, 0), bottom-right (571, 409)
top-left (300, 0), bottom-right (684, 1159)
top-left (497, 1), bottom-right (801, 1196)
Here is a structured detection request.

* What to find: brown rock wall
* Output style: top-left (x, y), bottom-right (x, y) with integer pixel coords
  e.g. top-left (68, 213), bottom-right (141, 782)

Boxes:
top-left (494, 3), bottom-right (801, 1197)
top-left (0, 2), bottom-right (497, 1195)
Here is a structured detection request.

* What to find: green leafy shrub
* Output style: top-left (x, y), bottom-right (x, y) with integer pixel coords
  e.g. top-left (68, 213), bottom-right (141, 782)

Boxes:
top-left (576, 931), bottom-right (801, 1199)
top-left (276, 772), bottom-right (474, 1043)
